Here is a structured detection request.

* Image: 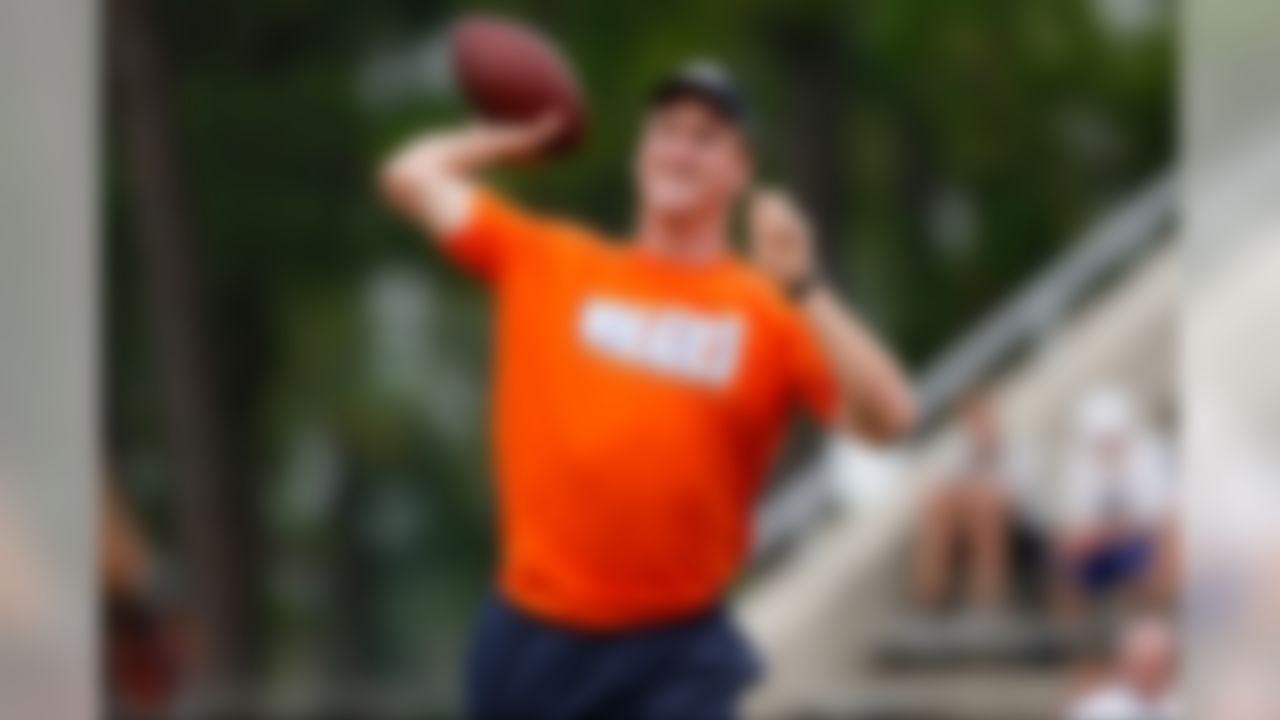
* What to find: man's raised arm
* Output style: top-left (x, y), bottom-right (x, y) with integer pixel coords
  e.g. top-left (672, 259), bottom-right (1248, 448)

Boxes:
top-left (378, 115), bottom-right (561, 237)
top-left (749, 189), bottom-right (918, 446)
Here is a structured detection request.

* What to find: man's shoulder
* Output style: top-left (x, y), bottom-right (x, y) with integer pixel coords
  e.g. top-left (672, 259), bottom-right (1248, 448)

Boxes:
top-left (542, 216), bottom-right (622, 265)
top-left (478, 190), bottom-right (608, 241)
top-left (544, 213), bottom-right (613, 243)
top-left (502, 199), bottom-right (617, 263)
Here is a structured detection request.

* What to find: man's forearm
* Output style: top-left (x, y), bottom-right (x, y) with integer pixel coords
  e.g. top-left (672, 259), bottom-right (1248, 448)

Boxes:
top-left (379, 116), bottom-right (559, 235)
top-left (799, 286), bottom-right (916, 444)
top-left (745, 189), bottom-right (915, 442)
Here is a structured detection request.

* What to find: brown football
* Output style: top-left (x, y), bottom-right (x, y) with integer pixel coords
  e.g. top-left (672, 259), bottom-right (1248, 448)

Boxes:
top-left (449, 15), bottom-right (586, 153)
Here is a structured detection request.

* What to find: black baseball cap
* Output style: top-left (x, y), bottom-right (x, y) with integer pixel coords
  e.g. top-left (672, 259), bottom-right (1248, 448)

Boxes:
top-left (648, 60), bottom-right (753, 137)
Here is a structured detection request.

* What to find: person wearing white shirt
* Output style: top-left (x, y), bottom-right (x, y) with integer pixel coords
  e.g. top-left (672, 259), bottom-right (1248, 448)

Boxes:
top-left (1054, 385), bottom-right (1176, 623)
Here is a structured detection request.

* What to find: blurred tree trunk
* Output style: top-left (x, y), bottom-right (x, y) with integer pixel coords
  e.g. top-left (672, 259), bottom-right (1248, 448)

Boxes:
top-left (108, 0), bottom-right (259, 701)
top-left (777, 21), bottom-right (854, 278)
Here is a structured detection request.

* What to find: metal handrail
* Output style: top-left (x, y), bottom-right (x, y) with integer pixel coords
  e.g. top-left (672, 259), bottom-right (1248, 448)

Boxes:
top-left (914, 174), bottom-right (1174, 424)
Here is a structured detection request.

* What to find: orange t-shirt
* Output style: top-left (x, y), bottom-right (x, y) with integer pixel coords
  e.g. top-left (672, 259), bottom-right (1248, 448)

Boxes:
top-left (443, 190), bottom-right (839, 630)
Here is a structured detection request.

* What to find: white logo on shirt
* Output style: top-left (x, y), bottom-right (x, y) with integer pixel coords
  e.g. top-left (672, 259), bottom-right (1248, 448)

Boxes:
top-left (578, 296), bottom-right (744, 386)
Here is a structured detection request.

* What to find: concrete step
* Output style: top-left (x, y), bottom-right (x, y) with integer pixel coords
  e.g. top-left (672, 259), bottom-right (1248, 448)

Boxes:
top-left (786, 669), bottom-right (1065, 720)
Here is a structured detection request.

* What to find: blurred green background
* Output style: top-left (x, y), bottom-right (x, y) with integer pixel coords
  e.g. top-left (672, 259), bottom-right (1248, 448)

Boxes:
top-left (106, 0), bottom-right (1172, 709)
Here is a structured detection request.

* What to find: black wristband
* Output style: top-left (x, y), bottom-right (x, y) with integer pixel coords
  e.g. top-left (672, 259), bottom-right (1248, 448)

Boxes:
top-left (785, 273), bottom-right (822, 302)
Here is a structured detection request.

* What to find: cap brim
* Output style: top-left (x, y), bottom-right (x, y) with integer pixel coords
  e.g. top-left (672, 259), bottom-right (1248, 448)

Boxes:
top-left (648, 80), bottom-right (749, 129)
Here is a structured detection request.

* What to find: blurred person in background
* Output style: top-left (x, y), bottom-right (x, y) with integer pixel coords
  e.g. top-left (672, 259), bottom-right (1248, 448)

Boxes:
top-left (1053, 385), bottom-right (1177, 627)
top-left (103, 479), bottom-right (191, 716)
top-left (1066, 614), bottom-right (1179, 720)
top-left (380, 61), bottom-right (915, 718)
top-left (911, 389), bottom-right (1036, 622)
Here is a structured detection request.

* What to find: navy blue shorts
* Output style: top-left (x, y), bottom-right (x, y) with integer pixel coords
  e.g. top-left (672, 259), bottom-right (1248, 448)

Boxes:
top-left (1074, 533), bottom-right (1157, 595)
top-left (464, 593), bottom-right (762, 720)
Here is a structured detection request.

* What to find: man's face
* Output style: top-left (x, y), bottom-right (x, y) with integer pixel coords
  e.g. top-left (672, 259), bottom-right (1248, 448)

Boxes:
top-left (634, 98), bottom-right (750, 224)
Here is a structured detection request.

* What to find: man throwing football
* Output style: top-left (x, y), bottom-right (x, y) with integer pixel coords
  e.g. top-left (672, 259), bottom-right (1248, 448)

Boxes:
top-left (381, 61), bottom-right (915, 720)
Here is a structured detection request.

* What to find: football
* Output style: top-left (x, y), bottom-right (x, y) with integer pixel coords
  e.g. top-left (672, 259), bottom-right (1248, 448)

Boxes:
top-left (449, 15), bottom-right (586, 153)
